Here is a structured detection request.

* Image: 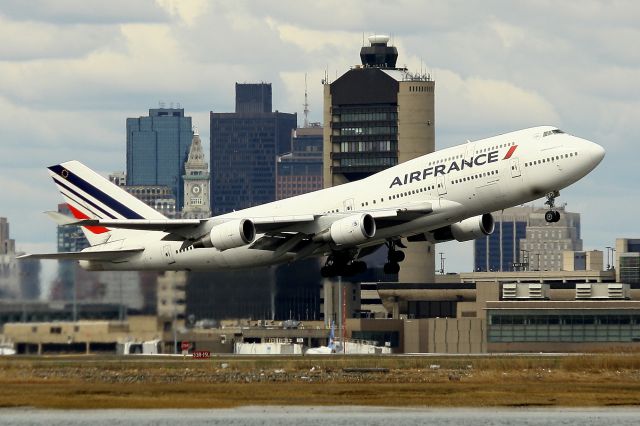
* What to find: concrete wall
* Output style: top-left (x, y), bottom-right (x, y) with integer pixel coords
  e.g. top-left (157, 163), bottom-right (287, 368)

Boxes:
top-left (426, 318), bottom-right (486, 354)
top-left (403, 319), bottom-right (429, 353)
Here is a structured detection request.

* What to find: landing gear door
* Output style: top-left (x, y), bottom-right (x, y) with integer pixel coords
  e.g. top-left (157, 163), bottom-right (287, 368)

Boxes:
top-left (343, 198), bottom-right (355, 213)
top-left (162, 244), bottom-right (176, 265)
top-left (509, 158), bottom-right (521, 178)
top-left (436, 176), bottom-right (447, 196)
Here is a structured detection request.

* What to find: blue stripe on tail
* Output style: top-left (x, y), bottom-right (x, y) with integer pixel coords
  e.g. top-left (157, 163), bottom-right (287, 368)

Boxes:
top-left (48, 164), bottom-right (144, 220)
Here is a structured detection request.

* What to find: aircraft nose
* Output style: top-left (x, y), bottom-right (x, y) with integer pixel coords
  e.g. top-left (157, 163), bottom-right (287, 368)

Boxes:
top-left (584, 140), bottom-right (605, 167)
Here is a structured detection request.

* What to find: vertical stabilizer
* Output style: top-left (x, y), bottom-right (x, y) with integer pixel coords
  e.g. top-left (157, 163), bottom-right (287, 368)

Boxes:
top-left (48, 160), bottom-right (166, 245)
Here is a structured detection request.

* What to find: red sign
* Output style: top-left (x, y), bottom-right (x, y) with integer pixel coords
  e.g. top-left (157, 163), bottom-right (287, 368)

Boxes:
top-left (181, 341), bottom-right (190, 351)
top-left (192, 350), bottom-right (210, 359)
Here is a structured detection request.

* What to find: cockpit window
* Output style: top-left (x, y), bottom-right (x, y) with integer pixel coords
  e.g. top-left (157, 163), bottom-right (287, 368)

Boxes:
top-left (542, 129), bottom-right (565, 137)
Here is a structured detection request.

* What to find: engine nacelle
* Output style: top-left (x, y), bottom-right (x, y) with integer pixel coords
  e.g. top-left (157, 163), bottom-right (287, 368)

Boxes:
top-left (433, 213), bottom-right (495, 242)
top-left (315, 213), bottom-right (376, 246)
top-left (193, 219), bottom-right (256, 251)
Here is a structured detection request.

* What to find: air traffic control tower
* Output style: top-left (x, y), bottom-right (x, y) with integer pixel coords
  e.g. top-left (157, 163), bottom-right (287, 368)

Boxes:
top-left (323, 35), bottom-right (436, 282)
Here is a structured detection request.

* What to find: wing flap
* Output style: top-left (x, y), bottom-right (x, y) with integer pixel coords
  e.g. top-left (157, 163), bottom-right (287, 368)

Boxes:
top-left (251, 215), bottom-right (317, 233)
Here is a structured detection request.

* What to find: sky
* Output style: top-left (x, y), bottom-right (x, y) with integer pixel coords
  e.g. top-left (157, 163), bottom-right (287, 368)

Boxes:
top-left (0, 0), bottom-right (638, 289)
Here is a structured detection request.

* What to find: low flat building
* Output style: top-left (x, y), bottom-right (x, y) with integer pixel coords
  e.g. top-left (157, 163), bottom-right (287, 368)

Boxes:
top-left (3, 316), bottom-right (161, 355)
top-left (352, 268), bottom-right (640, 353)
top-left (486, 300), bottom-right (640, 352)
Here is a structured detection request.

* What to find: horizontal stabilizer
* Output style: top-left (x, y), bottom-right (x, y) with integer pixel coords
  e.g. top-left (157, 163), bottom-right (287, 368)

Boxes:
top-left (45, 211), bottom-right (79, 225)
top-left (17, 248), bottom-right (144, 261)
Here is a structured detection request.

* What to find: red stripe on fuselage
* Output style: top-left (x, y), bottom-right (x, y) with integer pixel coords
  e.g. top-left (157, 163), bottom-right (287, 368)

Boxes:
top-left (66, 203), bottom-right (109, 234)
top-left (503, 145), bottom-right (518, 160)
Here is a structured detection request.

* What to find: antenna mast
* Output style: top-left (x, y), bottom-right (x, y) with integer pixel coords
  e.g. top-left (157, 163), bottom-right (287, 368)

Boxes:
top-left (303, 73), bottom-right (309, 127)
top-left (303, 73), bottom-right (310, 128)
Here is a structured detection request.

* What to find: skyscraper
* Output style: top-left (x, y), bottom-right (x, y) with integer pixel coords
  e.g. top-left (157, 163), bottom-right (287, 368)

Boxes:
top-left (210, 83), bottom-right (297, 215)
top-left (126, 107), bottom-right (193, 209)
top-left (323, 35), bottom-right (435, 281)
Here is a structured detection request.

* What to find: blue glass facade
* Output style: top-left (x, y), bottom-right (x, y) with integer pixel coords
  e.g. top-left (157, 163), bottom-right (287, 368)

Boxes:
top-left (126, 108), bottom-right (193, 210)
top-left (488, 309), bottom-right (640, 343)
top-left (210, 85), bottom-right (296, 215)
top-left (475, 221), bottom-right (527, 272)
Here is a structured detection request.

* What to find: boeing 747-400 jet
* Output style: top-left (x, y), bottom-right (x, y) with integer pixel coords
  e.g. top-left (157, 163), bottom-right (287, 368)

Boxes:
top-left (20, 126), bottom-right (605, 277)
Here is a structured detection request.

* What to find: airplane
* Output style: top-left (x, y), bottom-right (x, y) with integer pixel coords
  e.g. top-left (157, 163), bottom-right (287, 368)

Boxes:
top-left (19, 126), bottom-right (605, 277)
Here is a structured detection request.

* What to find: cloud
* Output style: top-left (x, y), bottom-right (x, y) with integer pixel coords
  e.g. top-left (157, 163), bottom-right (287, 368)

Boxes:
top-left (0, 16), bottom-right (123, 61)
top-left (155, 0), bottom-right (210, 26)
top-left (433, 69), bottom-right (560, 141)
top-left (0, 0), bottom-right (170, 24)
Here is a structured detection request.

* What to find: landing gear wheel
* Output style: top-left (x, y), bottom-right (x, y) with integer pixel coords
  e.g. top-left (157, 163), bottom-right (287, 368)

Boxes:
top-left (343, 261), bottom-right (367, 277)
top-left (389, 250), bottom-right (405, 263)
top-left (384, 262), bottom-right (400, 275)
top-left (545, 210), bottom-right (556, 223)
top-left (545, 210), bottom-right (561, 223)
top-left (320, 265), bottom-right (336, 278)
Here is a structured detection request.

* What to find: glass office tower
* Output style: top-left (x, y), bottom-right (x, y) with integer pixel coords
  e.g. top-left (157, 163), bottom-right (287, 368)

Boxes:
top-left (210, 83), bottom-right (297, 215)
top-left (126, 107), bottom-right (193, 210)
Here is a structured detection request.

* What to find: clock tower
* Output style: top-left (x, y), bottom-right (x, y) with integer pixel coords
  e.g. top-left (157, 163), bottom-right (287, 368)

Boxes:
top-left (182, 130), bottom-right (211, 219)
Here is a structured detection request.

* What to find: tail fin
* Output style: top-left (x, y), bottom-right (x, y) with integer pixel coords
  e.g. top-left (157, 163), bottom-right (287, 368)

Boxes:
top-left (48, 160), bottom-right (166, 245)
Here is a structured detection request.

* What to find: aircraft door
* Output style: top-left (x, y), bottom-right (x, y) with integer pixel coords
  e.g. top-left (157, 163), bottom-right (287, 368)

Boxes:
top-left (343, 198), bottom-right (355, 212)
top-left (436, 176), bottom-right (447, 196)
top-left (465, 142), bottom-right (476, 161)
top-left (162, 244), bottom-right (176, 265)
top-left (509, 158), bottom-right (521, 178)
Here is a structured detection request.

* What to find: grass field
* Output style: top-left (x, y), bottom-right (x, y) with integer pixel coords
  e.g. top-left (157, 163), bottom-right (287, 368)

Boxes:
top-left (1, 354), bottom-right (639, 408)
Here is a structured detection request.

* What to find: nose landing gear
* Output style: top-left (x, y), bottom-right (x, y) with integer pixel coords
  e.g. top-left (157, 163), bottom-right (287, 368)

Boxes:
top-left (544, 190), bottom-right (561, 223)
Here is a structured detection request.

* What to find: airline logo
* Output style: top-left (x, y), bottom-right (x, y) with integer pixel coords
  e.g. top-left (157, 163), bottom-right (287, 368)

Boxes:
top-left (389, 146), bottom-right (517, 188)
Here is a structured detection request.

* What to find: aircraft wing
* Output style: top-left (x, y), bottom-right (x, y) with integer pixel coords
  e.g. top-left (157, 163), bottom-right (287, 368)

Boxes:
top-left (63, 201), bottom-right (432, 235)
top-left (17, 248), bottom-right (144, 261)
top-left (60, 201), bottom-right (434, 254)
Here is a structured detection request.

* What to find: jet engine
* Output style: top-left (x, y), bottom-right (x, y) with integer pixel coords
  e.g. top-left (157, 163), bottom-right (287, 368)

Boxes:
top-left (193, 219), bottom-right (256, 250)
top-left (433, 213), bottom-right (495, 242)
top-left (314, 213), bottom-right (376, 246)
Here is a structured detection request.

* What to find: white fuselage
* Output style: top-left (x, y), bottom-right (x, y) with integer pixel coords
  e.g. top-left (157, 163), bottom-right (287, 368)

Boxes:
top-left (81, 126), bottom-right (605, 271)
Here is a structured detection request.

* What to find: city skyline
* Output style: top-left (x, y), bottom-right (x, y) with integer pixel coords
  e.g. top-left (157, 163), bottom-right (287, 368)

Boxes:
top-left (1, 1), bottom-right (637, 282)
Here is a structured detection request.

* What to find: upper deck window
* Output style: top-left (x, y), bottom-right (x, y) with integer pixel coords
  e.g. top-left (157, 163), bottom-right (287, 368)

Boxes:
top-left (542, 129), bottom-right (565, 137)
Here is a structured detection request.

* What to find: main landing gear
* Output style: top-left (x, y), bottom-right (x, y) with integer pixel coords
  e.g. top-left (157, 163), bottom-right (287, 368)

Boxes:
top-left (321, 251), bottom-right (367, 278)
top-left (384, 239), bottom-right (406, 275)
top-left (544, 190), bottom-right (561, 223)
